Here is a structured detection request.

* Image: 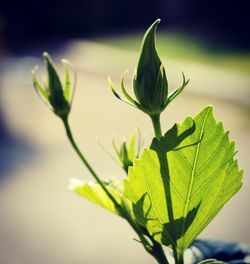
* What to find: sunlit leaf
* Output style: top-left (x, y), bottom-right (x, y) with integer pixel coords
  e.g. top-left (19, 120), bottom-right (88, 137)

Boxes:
top-left (124, 106), bottom-right (243, 253)
top-left (128, 132), bottom-right (137, 162)
top-left (69, 178), bottom-right (132, 217)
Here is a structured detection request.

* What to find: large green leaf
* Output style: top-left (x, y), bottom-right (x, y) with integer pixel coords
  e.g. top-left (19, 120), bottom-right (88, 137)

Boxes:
top-left (69, 178), bottom-right (132, 217)
top-left (124, 106), bottom-right (243, 253)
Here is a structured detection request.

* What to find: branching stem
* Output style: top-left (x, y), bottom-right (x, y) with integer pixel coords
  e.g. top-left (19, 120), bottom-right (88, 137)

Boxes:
top-left (62, 117), bottom-right (169, 264)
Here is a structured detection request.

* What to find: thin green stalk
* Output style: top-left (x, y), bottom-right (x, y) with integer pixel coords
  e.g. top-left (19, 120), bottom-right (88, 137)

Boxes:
top-left (130, 224), bottom-right (169, 264)
top-left (62, 117), bottom-right (166, 262)
top-left (143, 229), bottom-right (169, 264)
top-left (177, 252), bottom-right (184, 264)
top-left (173, 247), bottom-right (180, 264)
top-left (150, 114), bottom-right (163, 139)
top-left (62, 117), bottom-right (122, 212)
top-left (63, 117), bottom-right (170, 263)
top-left (151, 240), bottom-right (169, 264)
top-left (127, 219), bottom-right (166, 263)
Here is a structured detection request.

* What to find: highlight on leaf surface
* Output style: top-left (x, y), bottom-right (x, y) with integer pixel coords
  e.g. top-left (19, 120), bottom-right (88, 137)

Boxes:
top-left (124, 106), bottom-right (243, 254)
top-left (69, 178), bottom-right (132, 218)
top-left (32, 52), bottom-right (76, 119)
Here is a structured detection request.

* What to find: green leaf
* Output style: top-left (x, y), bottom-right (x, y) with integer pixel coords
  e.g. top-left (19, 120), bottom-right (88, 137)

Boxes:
top-left (69, 178), bottom-right (132, 217)
top-left (124, 106), bottom-right (243, 253)
top-left (113, 132), bottom-right (139, 173)
top-left (128, 132), bottom-right (137, 161)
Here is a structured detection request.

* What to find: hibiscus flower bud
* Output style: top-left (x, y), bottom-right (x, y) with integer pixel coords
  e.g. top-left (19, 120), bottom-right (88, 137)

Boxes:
top-left (133, 19), bottom-right (168, 115)
top-left (32, 52), bottom-right (76, 119)
top-left (109, 19), bottom-right (189, 118)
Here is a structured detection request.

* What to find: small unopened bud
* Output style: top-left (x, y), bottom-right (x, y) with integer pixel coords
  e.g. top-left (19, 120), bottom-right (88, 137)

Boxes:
top-left (109, 19), bottom-right (189, 117)
top-left (32, 52), bottom-right (76, 119)
top-left (113, 131), bottom-right (141, 173)
top-left (133, 19), bottom-right (168, 115)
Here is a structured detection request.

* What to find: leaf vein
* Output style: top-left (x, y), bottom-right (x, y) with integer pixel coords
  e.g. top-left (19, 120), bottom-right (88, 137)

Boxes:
top-left (179, 107), bottom-right (211, 250)
top-left (185, 162), bottom-right (232, 247)
top-left (145, 153), bottom-right (165, 224)
top-left (177, 149), bottom-right (193, 170)
top-left (190, 147), bottom-right (232, 200)
top-left (194, 133), bottom-right (228, 177)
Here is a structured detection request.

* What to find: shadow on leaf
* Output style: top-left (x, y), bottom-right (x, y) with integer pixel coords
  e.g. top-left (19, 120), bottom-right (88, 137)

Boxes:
top-left (145, 120), bottom-right (200, 246)
top-left (133, 192), bottom-right (200, 246)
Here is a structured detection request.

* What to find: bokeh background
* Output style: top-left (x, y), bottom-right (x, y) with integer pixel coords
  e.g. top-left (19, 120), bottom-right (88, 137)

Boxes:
top-left (0, 1), bottom-right (249, 263)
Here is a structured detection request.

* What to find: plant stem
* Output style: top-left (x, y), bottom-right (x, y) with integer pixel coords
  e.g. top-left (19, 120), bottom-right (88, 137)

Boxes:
top-left (177, 252), bottom-right (184, 264)
top-left (150, 114), bottom-right (163, 139)
top-left (152, 242), bottom-right (169, 264)
top-left (146, 232), bottom-right (169, 264)
top-left (62, 117), bottom-right (167, 262)
top-left (62, 117), bottom-right (122, 212)
top-left (63, 117), bottom-right (170, 263)
top-left (128, 220), bottom-right (169, 264)
top-left (173, 247), bottom-right (180, 264)
top-left (150, 114), bottom-right (182, 264)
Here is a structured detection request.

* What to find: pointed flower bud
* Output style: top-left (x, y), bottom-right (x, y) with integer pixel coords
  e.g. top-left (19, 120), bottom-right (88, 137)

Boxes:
top-left (133, 19), bottom-right (168, 115)
top-left (32, 52), bottom-right (76, 119)
top-left (109, 19), bottom-right (189, 117)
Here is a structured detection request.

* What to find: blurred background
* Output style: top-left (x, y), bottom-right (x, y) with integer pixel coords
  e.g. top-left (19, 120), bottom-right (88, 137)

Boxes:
top-left (0, 0), bottom-right (249, 263)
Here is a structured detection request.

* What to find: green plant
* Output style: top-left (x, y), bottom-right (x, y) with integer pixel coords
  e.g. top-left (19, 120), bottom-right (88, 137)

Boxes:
top-left (32, 19), bottom-right (243, 264)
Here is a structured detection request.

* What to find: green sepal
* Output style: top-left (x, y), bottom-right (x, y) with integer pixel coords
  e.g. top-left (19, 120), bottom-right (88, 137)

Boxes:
top-left (32, 66), bottom-right (49, 103)
top-left (165, 72), bottom-right (189, 108)
top-left (120, 73), bottom-right (149, 113)
top-left (62, 59), bottom-right (71, 102)
top-left (108, 74), bottom-right (148, 113)
top-left (108, 76), bottom-right (123, 101)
